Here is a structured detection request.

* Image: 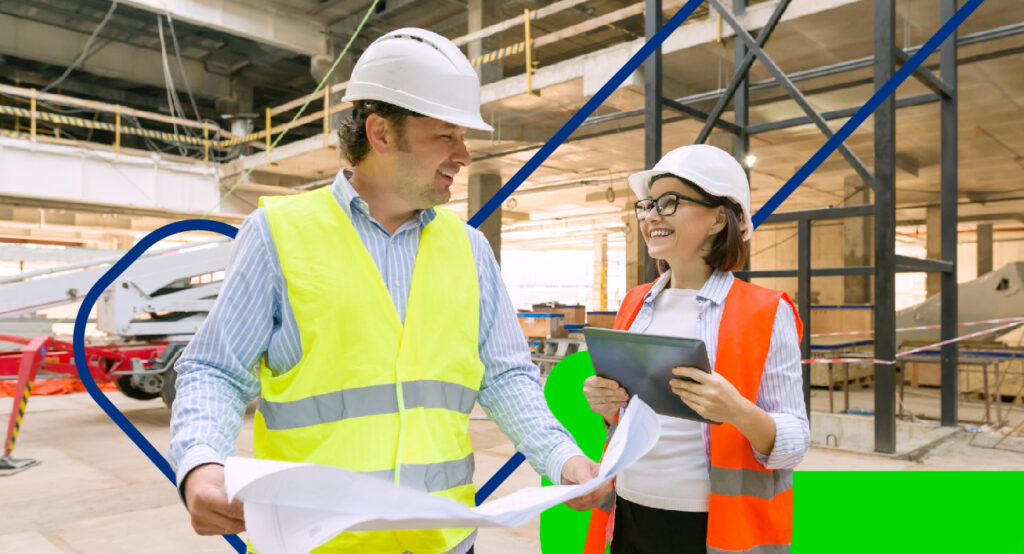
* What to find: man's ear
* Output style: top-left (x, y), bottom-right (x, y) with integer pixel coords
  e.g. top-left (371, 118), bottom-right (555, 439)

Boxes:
top-left (365, 113), bottom-right (394, 156)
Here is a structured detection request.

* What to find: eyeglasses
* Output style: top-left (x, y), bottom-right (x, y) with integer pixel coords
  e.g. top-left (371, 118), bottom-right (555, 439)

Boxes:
top-left (634, 192), bottom-right (717, 220)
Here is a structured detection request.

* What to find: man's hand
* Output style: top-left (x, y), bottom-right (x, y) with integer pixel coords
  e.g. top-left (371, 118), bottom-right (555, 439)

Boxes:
top-left (583, 375), bottom-right (628, 424)
top-left (560, 455), bottom-right (612, 511)
top-left (183, 463), bottom-right (246, 536)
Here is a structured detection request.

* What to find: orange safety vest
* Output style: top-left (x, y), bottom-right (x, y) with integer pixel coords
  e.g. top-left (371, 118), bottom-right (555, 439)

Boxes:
top-left (585, 277), bottom-right (801, 553)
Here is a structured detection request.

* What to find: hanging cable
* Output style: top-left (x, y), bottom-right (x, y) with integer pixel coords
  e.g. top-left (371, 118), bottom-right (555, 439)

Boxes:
top-left (42, 0), bottom-right (119, 93)
top-left (164, 13), bottom-right (203, 124)
top-left (156, 16), bottom-right (188, 155)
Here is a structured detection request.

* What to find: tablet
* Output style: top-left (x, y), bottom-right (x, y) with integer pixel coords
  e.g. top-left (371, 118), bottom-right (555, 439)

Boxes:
top-left (582, 327), bottom-right (719, 424)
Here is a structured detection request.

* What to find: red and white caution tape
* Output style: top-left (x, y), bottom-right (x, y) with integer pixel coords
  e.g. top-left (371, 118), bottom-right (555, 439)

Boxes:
top-left (802, 316), bottom-right (1024, 365)
top-left (809, 316), bottom-right (1024, 338)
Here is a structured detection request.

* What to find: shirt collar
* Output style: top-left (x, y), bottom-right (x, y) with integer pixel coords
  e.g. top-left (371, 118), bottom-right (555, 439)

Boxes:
top-left (330, 168), bottom-right (437, 227)
top-left (643, 268), bottom-right (734, 306)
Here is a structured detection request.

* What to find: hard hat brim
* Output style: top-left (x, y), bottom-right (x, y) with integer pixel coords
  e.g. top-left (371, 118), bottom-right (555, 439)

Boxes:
top-left (342, 86), bottom-right (494, 132)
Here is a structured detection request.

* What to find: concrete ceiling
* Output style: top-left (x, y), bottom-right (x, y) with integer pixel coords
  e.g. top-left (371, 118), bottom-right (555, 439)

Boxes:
top-left (1, 0), bottom-right (1023, 251)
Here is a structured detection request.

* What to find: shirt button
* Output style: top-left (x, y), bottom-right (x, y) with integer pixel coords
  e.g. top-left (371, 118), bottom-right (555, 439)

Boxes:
top-left (394, 281), bottom-right (400, 287)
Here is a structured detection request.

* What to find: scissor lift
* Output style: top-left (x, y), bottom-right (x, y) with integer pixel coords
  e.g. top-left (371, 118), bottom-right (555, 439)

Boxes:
top-left (0, 240), bottom-right (231, 474)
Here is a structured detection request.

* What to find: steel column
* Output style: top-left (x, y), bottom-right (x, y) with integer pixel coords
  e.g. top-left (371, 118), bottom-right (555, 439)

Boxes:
top-left (873, 0), bottom-right (897, 454)
top-left (798, 218), bottom-right (812, 422)
top-left (733, 0), bottom-right (750, 175)
top-left (940, 0), bottom-right (960, 426)
top-left (641, 0), bottom-right (662, 283)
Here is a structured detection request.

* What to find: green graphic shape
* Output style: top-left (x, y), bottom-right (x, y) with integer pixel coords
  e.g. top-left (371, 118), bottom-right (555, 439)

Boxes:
top-left (540, 351), bottom-right (611, 554)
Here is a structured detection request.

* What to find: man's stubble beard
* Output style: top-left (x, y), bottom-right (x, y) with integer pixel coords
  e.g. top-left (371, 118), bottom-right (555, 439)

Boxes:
top-left (393, 137), bottom-right (449, 209)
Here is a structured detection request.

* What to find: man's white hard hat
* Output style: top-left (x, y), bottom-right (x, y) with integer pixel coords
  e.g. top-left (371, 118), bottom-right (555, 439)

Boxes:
top-left (342, 28), bottom-right (494, 132)
top-left (628, 144), bottom-right (754, 241)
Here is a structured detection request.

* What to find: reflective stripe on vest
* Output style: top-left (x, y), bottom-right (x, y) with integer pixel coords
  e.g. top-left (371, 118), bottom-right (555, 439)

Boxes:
top-left (707, 545), bottom-right (790, 554)
top-left (254, 187), bottom-right (484, 554)
top-left (259, 380), bottom-right (478, 430)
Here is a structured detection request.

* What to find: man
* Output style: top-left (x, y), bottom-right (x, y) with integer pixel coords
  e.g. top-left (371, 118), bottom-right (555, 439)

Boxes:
top-left (168, 28), bottom-right (610, 553)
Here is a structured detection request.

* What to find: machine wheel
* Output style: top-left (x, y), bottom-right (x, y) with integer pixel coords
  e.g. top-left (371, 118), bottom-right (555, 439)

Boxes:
top-left (114, 374), bottom-right (162, 400)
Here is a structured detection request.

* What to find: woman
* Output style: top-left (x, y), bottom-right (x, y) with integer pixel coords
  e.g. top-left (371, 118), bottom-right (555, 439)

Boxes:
top-left (583, 144), bottom-right (808, 554)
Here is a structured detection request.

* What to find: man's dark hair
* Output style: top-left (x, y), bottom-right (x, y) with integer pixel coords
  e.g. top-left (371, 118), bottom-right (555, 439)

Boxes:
top-left (651, 176), bottom-right (749, 273)
top-left (338, 100), bottom-right (423, 165)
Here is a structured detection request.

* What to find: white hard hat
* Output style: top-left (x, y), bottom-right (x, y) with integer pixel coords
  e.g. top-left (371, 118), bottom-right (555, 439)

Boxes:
top-left (628, 144), bottom-right (754, 241)
top-left (342, 28), bottom-right (494, 132)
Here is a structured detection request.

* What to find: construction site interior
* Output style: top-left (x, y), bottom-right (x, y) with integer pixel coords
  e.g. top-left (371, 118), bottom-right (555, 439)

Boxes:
top-left (1, 0), bottom-right (1023, 552)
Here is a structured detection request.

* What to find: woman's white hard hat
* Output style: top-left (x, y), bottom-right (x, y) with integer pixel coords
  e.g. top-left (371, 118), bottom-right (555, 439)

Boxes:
top-left (628, 144), bottom-right (754, 241)
top-left (342, 28), bottom-right (494, 132)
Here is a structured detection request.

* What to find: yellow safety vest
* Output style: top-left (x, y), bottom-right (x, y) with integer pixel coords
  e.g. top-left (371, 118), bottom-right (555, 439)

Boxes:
top-left (254, 186), bottom-right (484, 553)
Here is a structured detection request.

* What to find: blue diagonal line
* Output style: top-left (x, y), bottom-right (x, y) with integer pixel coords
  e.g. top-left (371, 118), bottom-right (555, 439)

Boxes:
top-left (467, 0), bottom-right (707, 228)
top-left (752, 0), bottom-right (983, 228)
top-left (476, 451), bottom-right (526, 505)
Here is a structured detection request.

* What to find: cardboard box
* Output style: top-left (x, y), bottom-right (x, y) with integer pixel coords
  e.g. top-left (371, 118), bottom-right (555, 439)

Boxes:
top-left (532, 303), bottom-right (586, 325)
top-left (517, 313), bottom-right (566, 338)
top-left (586, 311), bottom-right (617, 329)
top-left (809, 305), bottom-right (874, 336)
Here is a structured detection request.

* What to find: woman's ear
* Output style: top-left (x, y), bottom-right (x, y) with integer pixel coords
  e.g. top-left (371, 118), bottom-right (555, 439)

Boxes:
top-left (709, 206), bottom-right (728, 235)
top-left (365, 113), bottom-right (393, 156)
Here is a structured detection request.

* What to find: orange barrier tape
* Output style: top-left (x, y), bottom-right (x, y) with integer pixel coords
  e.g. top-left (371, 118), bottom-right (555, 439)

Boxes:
top-left (0, 378), bottom-right (117, 397)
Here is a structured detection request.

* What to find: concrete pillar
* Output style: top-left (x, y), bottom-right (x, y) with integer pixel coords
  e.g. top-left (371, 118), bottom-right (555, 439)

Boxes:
top-left (317, 42), bottom-right (358, 135)
top-left (977, 223), bottom-right (993, 276)
top-left (467, 0), bottom-right (503, 84)
top-left (223, 80), bottom-right (255, 154)
top-left (844, 174), bottom-right (873, 303)
top-left (926, 205), bottom-right (941, 297)
top-left (468, 172), bottom-right (502, 265)
top-left (625, 195), bottom-right (646, 289)
top-left (592, 233), bottom-right (608, 310)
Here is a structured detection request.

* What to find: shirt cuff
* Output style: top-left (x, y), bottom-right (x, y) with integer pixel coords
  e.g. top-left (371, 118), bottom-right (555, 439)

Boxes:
top-left (175, 444), bottom-right (225, 504)
top-left (546, 440), bottom-right (586, 484)
top-left (751, 412), bottom-right (809, 470)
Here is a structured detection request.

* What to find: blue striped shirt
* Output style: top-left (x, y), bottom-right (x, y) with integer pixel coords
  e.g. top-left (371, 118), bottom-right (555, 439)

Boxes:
top-left (167, 170), bottom-right (584, 519)
top-left (628, 269), bottom-right (809, 469)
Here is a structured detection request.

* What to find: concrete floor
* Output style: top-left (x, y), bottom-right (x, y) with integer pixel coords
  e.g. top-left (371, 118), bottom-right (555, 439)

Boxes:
top-left (2, 387), bottom-right (1023, 553)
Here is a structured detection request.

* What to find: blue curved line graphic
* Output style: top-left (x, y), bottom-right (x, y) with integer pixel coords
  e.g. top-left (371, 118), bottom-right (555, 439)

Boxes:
top-left (72, 219), bottom-right (246, 553)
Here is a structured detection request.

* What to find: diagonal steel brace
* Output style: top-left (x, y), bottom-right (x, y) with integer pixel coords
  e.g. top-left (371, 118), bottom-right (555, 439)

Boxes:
top-left (696, 0), bottom-right (791, 144)
top-left (708, 0), bottom-right (876, 191)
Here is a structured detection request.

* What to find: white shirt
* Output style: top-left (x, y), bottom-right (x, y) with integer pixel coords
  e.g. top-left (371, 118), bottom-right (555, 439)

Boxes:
top-left (616, 287), bottom-right (711, 512)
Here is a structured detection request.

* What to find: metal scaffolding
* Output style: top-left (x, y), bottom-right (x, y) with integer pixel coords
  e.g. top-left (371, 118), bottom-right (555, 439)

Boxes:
top-left (641, 0), bottom-right (964, 452)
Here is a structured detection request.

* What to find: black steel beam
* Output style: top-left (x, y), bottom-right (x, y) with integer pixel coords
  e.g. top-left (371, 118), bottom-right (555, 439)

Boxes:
top-left (747, 94), bottom-right (939, 135)
top-left (873, 0), bottom-right (897, 455)
top-left (641, 0), bottom-right (661, 284)
top-left (761, 204), bottom-right (874, 224)
top-left (738, 266), bottom-right (874, 278)
top-left (940, 0), bottom-right (960, 427)
top-left (661, 96), bottom-right (742, 135)
top-left (893, 255), bottom-right (954, 273)
top-left (695, 0), bottom-right (790, 144)
top-left (894, 48), bottom-right (953, 98)
top-left (708, 0), bottom-right (875, 192)
top-left (798, 218), bottom-right (812, 422)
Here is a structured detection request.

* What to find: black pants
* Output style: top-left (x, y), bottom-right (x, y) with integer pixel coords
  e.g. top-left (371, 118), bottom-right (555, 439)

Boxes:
top-left (610, 496), bottom-right (708, 554)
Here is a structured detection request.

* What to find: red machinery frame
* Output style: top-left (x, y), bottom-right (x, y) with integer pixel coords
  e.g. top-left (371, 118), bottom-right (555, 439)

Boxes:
top-left (1, 334), bottom-right (166, 461)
